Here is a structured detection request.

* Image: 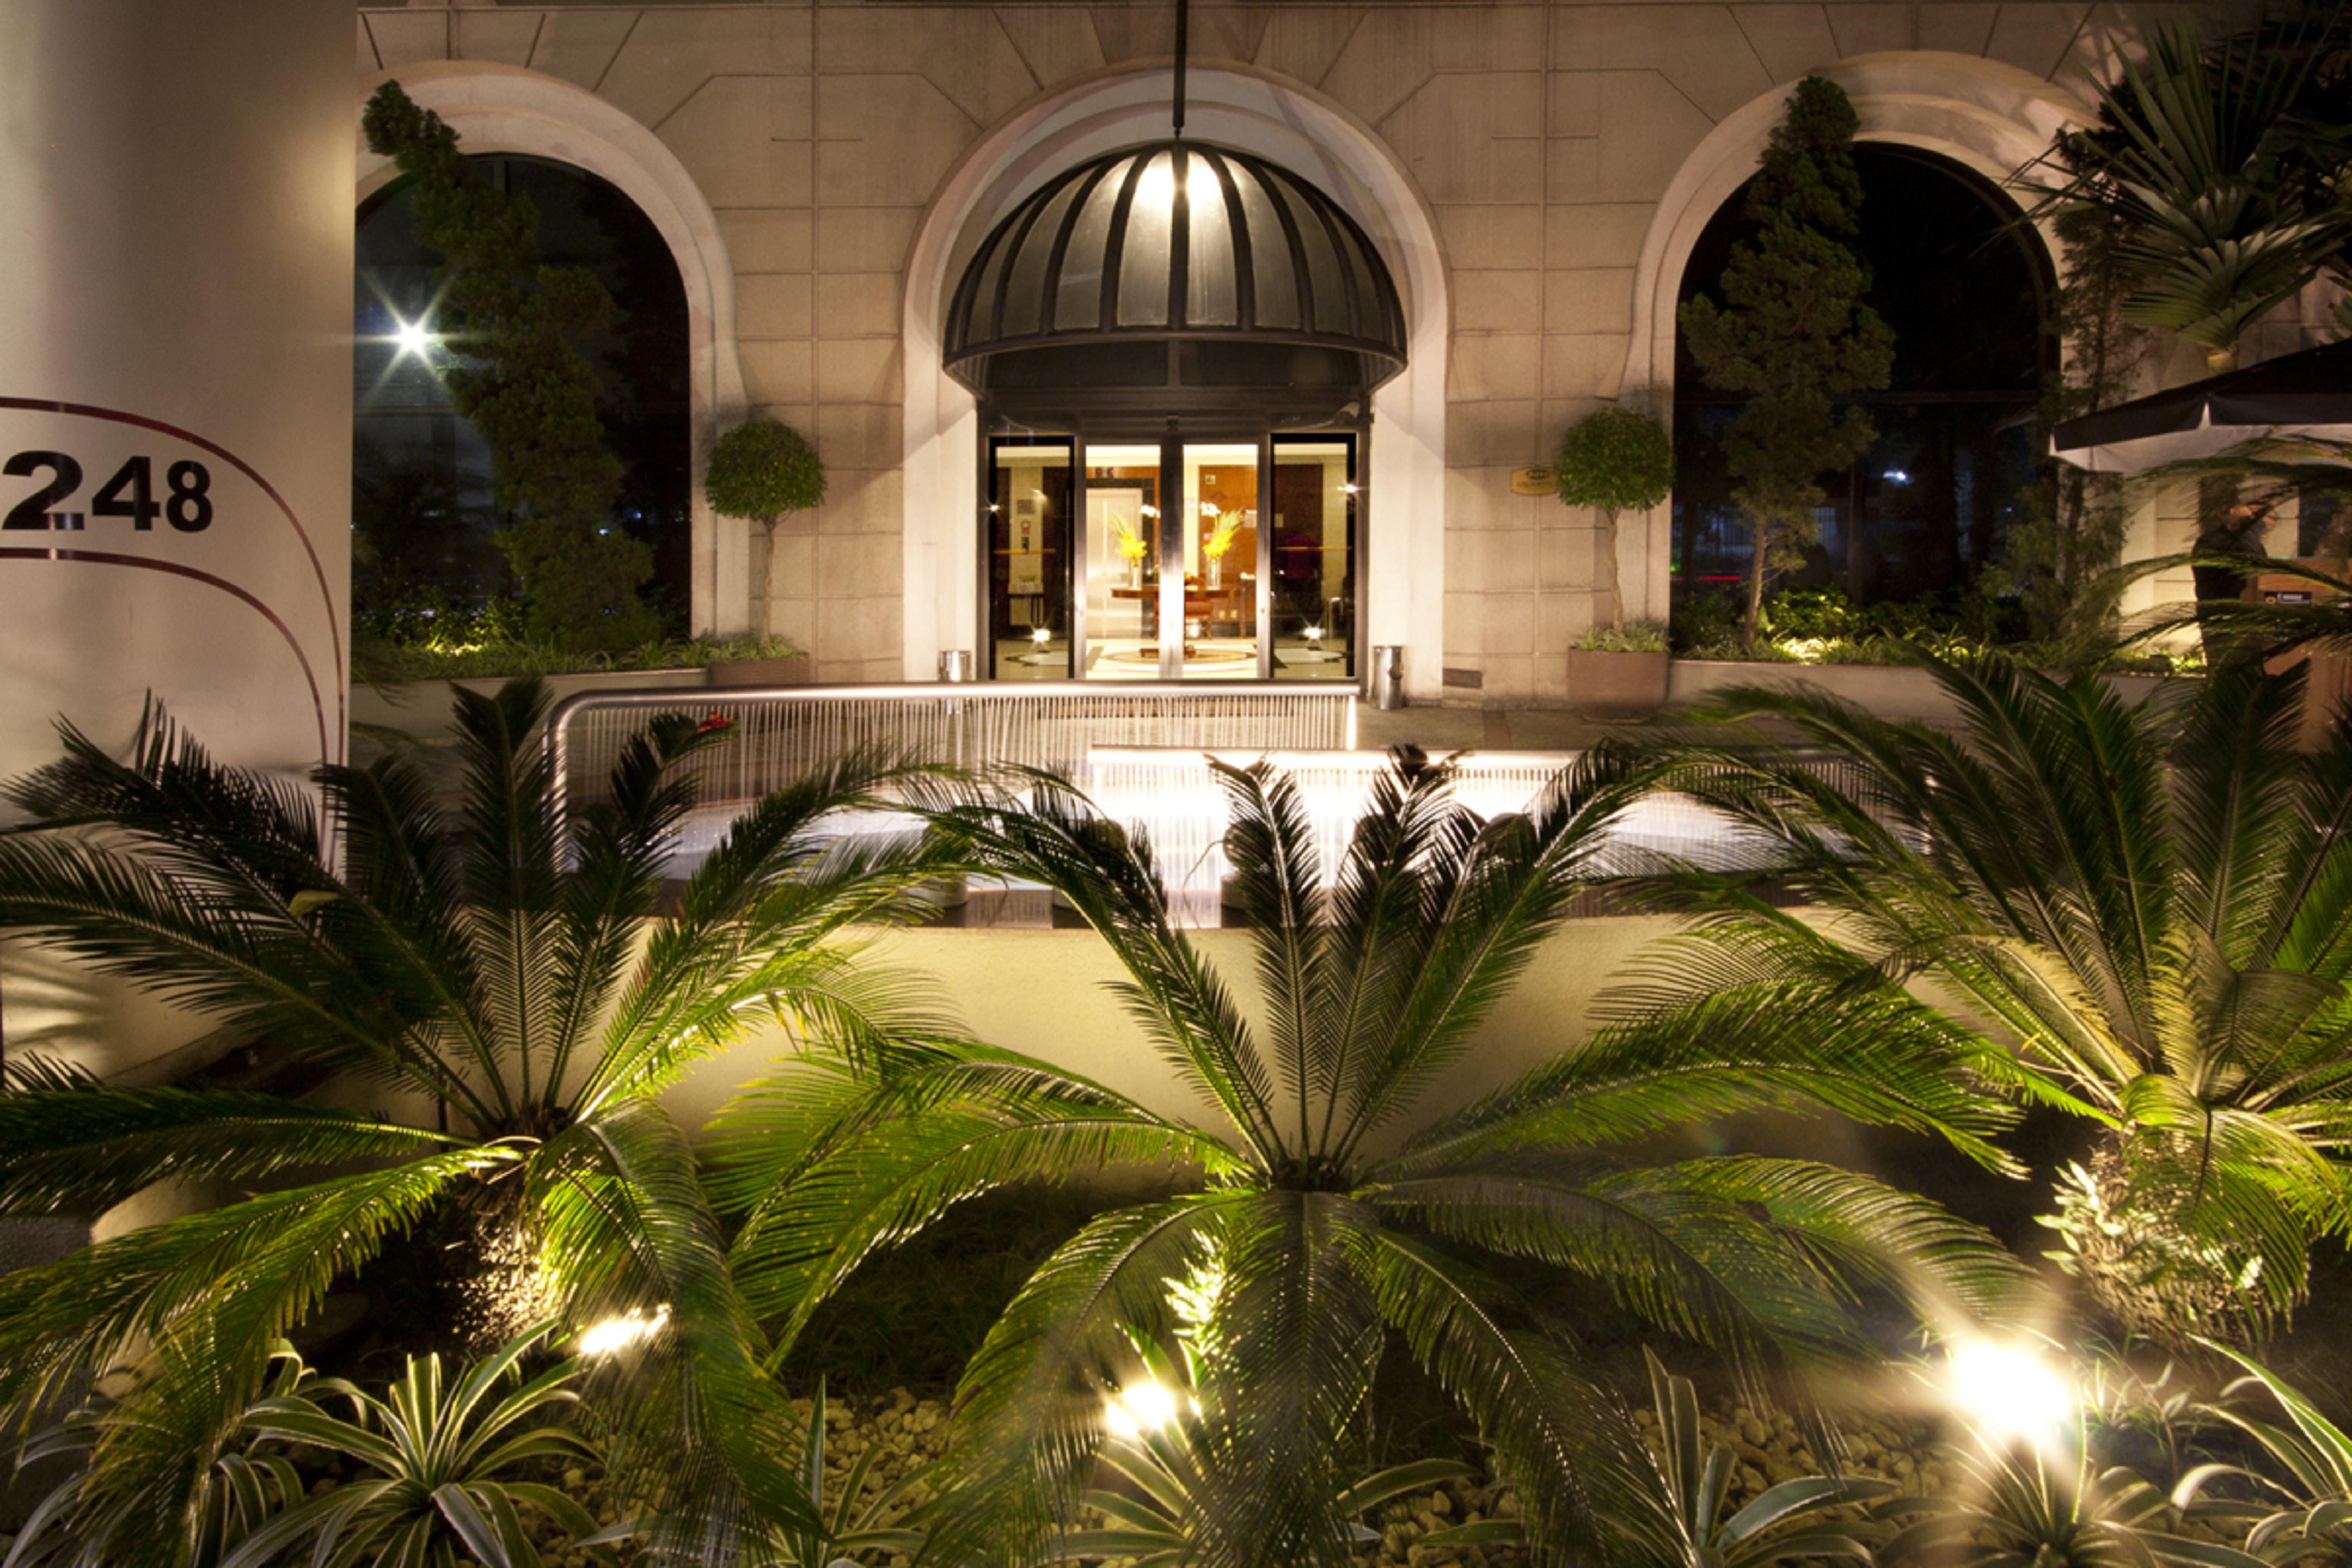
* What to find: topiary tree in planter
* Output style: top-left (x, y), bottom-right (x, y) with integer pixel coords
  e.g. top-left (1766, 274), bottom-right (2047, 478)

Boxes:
top-left (1555, 402), bottom-right (1673, 633)
top-left (706, 416), bottom-right (827, 644)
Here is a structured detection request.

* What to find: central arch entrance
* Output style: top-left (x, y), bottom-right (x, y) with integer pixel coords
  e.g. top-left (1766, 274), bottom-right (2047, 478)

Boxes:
top-left (945, 138), bottom-right (1404, 681)
top-left (900, 66), bottom-right (1449, 697)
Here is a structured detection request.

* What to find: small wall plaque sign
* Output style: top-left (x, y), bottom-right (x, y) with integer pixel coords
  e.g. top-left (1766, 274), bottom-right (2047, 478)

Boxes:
top-left (1510, 466), bottom-right (1556, 496)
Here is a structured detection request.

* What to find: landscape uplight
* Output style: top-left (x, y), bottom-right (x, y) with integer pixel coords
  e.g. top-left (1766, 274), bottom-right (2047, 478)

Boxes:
top-left (1103, 1378), bottom-right (1181, 1440)
top-left (579, 1303), bottom-right (670, 1357)
top-left (1945, 1337), bottom-right (2073, 1449)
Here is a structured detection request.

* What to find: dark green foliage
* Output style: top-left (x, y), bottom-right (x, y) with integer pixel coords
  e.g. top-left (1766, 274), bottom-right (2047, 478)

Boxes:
top-left (1623, 656), bottom-right (2352, 1346)
top-left (706, 418), bottom-right (827, 641)
top-left (707, 419), bottom-right (827, 523)
top-left (0, 682), bottom-right (959, 1565)
top-left (361, 82), bottom-right (659, 652)
top-left (1679, 76), bottom-right (1895, 649)
top-left (714, 750), bottom-right (2027, 1568)
top-left (2020, 16), bottom-right (2352, 369)
top-left (1556, 406), bottom-right (1674, 630)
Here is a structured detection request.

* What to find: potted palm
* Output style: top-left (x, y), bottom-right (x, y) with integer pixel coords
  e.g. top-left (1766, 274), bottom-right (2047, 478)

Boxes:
top-left (705, 415), bottom-right (825, 686)
top-left (1555, 402), bottom-right (1674, 713)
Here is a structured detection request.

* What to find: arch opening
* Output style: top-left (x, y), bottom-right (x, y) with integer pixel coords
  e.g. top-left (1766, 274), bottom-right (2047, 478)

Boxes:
top-left (1671, 143), bottom-right (2055, 622)
top-left (354, 154), bottom-right (692, 645)
top-left (902, 65), bottom-right (1448, 694)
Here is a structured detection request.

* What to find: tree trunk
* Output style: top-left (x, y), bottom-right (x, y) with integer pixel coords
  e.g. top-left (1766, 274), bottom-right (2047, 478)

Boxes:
top-left (761, 516), bottom-right (780, 642)
top-left (1598, 508), bottom-right (1625, 632)
top-left (1741, 521), bottom-right (1768, 652)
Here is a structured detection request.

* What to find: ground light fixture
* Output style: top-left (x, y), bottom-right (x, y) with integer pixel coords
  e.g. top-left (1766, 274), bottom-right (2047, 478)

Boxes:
top-left (579, 1303), bottom-right (671, 1357)
top-left (1103, 1378), bottom-right (1194, 1440)
top-left (1943, 1336), bottom-right (2075, 1451)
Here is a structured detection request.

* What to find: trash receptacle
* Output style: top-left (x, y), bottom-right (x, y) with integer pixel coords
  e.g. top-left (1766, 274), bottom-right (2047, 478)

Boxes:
top-left (1369, 645), bottom-right (1406, 711)
top-left (937, 650), bottom-right (974, 683)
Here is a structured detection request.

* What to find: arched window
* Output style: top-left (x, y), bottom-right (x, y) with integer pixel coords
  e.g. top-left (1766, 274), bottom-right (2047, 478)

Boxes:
top-left (1671, 146), bottom-right (2053, 614)
top-left (353, 155), bottom-right (690, 633)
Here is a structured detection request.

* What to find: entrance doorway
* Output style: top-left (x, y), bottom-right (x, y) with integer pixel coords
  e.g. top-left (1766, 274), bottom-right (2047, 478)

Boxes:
top-left (985, 429), bottom-right (1358, 680)
top-left (945, 137), bottom-right (1403, 686)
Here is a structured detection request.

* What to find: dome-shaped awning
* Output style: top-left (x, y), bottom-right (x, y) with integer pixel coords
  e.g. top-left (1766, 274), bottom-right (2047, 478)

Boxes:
top-left (944, 140), bottom-right (1407, 396)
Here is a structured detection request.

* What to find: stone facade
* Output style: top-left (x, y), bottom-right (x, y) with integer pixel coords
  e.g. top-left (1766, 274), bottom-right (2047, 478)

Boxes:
top-left (354, 0), bottom-right (2224, 701)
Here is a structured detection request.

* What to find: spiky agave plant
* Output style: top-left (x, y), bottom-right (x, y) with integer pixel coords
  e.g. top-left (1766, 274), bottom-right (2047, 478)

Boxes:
top-left (1616, 654), bottom-right (2352, 1346)
top-left (712, 748), bottom-right (2029, 1568)
top-left (2176, 1343), bottom-right (2352, 1567)
top-left (0, 679), bottom-right (957, 1567)
top-left (220, 1321), bottom-right (598, 1568)
top-left (5, 1343), bottom-right (317, 1568)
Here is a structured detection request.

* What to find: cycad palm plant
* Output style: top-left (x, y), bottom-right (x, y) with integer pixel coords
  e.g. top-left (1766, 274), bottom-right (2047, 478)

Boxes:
top-left (0, 680), bottom-right (951, 1565)
top-left (1622, 654), bottom-right (2352, 1344)
top-left (714, 750), bottom-right (2026, 1568)
top-left (2020, 19), bottom-right (2352, 370)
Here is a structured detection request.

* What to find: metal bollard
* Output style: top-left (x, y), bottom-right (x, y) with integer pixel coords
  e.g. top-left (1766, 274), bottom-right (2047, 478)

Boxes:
top-left (1369, 645), bottom-right (1406, 710)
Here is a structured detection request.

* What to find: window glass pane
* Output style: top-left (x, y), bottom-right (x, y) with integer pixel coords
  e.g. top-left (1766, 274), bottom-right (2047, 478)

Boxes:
top-left (1000, 178), bottom-right (1084, 339)
top-left (989, 440), bottom-right (1073, 679)
top-left (965, 232), bottom-right (1013, 342)
top-left (1234, 170), bottom-right (1297, 330)
top-left (1298, 214), bottom-right (1351, 337)
top-left (1180, 443), bottom-right (1259, 676)
top-left (1185, 155), bottom-right (1239, 328)
top-left (1271, 436), bottom-right (1357, 680)
top-left (1083, 444), bottom-right (1163, 678)
top-left (1115, 152), bottom-right (1173, 328)
top-left (1054, 161), bottom-right (1125, 331)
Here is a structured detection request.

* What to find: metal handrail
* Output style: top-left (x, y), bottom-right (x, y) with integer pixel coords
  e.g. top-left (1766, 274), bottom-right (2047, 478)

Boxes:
top-left (546, 678), bottom-right (1360, 810)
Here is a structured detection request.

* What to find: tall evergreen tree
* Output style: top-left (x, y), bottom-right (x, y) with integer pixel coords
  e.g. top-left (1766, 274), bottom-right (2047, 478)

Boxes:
top-left (1679, 75), bottom-right (1894, 650)
top-left (362, 83), bottom-right (662, 652)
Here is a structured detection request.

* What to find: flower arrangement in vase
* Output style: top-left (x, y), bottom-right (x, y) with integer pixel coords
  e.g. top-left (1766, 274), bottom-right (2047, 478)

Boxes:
top-left (1112, 514), bottom-right (1150, 588)
top-left (1202, 509), bottom-right (1244, 589)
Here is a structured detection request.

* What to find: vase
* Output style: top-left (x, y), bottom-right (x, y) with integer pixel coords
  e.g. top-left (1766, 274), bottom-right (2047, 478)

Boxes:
top-left (1207, 554), bottom-right (1222, 590)
top-left (1128, 558), bottom-right (1143, 591)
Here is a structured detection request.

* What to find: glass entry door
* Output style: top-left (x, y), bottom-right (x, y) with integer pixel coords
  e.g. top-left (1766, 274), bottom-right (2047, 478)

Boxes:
top-left (1174, 443), bottom-right (1258, 677)
top-left (988, 430), bottom-right (1357, 681)
top-left (1081, 443), bottom-right (1164, 678)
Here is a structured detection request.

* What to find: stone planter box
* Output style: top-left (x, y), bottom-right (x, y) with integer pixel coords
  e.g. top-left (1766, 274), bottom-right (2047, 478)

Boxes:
top-left (1666, 659), bottom-right (2174, 723)
top-left (1564, 649), bottom-right (1671, 715)
top-left (351, 667), bottom-right (714, 752)
top-left (707, 654), bottom-right (814, 689)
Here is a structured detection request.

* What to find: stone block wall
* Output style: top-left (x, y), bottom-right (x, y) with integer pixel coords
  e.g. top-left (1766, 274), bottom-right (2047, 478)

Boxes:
top-left (356, 0), bottom-right (2217, 701)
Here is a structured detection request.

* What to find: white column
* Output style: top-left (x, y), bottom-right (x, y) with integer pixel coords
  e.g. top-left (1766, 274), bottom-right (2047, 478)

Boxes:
top-left (0, 0), bottom-right (352, 790)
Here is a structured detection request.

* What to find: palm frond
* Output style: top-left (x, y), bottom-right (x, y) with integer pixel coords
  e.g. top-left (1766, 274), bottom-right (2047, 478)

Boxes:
top-left (722, 1071), bottom-right (1230, 1349)
top-left (8, 1153), bottom-right (503, 1568)
top-left (539, 709), bottom-right (723, 1098)
top-left (1213, 758), bottom-right (1333, 1147)
top-left (0, 1072), bottom-right (468, 1213)
top-left (1328, 745), bottom-right (1648, 1164)
top-left (922, 772), bottom-right (1286, 1160)
top-left (925, 1192), bottom-right (1258, 1563)
top-left (0, 1150), bottom-right (503, 1426)
top-left (530, 1098), bottom-right (823, 1559)
top-left (1366, 1227), bottom-right (1674, 1568)
top-left (1370, 1153), bottom-right (2029, 1422)
top-left (1175, 1191), bottom-right (1387, 1568)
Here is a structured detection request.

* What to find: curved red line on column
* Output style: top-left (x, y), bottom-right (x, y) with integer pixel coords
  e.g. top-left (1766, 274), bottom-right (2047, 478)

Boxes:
top-left (0, 548), bottom-right (331, 769)
top-left (0, 396), bottom-right (346, 751)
